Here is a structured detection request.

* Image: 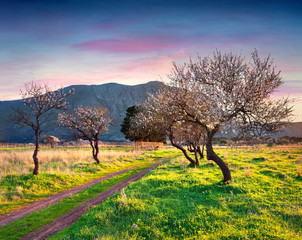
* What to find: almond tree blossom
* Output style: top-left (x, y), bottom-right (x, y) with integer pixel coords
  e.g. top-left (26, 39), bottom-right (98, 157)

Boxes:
top-left (58, 106), bottom-right (112, 164)
top-left (11, 81), bottom-right (74, 175)
top-left (130, 88), bottom-right (206, 166)
top-left (133, 50), bottom-right (293, 183)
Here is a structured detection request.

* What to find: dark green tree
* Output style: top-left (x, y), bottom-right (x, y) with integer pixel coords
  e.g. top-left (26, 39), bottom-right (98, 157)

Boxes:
top-left (121, 105), bottom-right (166, 142)
top-left (121, 106), bottom-right (139, 141)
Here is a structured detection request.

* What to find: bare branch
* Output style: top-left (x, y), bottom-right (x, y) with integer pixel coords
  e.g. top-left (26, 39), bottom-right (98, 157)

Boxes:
top-left (58, 105), bottom-right (112, 163)
top-left (10, 81), bottom-right (74, 175)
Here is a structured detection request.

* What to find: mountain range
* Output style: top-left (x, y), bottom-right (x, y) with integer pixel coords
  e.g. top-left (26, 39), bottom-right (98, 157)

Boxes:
top-left (0, 81), bottom-right (162, 143)
top-left (0, 81), bottom-right (301, 143)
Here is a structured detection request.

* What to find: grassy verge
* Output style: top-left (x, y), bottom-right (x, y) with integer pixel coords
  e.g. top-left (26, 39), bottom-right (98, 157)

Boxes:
top-left (0, 149), bottom-right (176, 215)
top-left (51, 146), bottom-right (302, 240)
top-left (0, 157), bottom-right (174, 240)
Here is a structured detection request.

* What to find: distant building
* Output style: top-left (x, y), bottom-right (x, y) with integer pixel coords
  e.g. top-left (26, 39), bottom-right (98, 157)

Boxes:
top-left (42, 135), bottom-right (60, 147)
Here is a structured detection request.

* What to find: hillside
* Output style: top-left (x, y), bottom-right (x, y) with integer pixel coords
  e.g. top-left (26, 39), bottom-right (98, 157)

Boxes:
top-left (0, 81), bottom-right (162, 143)
top-left (272, 122), bottom-right (302, 138)
top-left (0, 81), bottom-right (301, 143)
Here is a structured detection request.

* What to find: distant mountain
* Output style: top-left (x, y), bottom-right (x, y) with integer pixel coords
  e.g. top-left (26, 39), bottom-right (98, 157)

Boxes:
top-left (0, 81), bottom-right (163, 143)
top-left (0, 81), bottom-right (301, 143)
top-left (271, 122), bottom-right (302, 138)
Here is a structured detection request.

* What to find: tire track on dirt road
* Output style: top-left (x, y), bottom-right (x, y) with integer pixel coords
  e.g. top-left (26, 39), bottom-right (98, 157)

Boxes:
top-left (0, 167), bottom-right (134, 228)
top-left (21, 158), bottom-right (169, 240)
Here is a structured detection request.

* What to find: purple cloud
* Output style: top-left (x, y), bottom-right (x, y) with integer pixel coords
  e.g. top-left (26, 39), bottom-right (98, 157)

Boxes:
top-left (72, 36), bottom-right (184, 53)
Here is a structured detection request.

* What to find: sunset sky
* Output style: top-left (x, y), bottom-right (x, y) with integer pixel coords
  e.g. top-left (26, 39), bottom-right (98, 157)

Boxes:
top-left (0, 0), bottom-right (301, 120)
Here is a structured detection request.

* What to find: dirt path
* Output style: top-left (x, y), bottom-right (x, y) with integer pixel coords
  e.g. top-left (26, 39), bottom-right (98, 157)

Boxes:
top-left (22, 159), bottom-right (167, 240)
top-left (0, 167), bottom-right (134, 228)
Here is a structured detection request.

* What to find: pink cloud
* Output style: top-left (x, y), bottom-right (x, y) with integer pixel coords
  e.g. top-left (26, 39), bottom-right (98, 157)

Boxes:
top-left (72, 36), bottom-right (183, 53)
top-left (71, 33), bottom-right (283, 55)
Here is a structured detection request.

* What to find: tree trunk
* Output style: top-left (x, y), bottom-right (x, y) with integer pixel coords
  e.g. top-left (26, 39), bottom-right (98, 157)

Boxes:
top-left (193, 146), bottom-right (199, 166)
top-left (206, 131), bottom-right (231, 183)
top-left (188, 143), bottom-right (204, 160)
top-left (94, 140), bottom-right (100, 164)
top-left (33, 129), bottom-right (39, 175)
top-left (188, 143), bottom-right (200, 166)
top-left (197, 145), bottom-right (204, 159)
top-left (170, 136), bottom-right (198, 166)
top-left (90, 140), bottom-right (100, 164)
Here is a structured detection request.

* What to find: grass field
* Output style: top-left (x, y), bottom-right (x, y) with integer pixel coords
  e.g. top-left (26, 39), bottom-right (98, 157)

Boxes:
top-left (49, 145), bottom-right (302, 240)
top-left (0, 165), bottom-right (162, 240)
top-left (0, 147), bottom-right (176, 215)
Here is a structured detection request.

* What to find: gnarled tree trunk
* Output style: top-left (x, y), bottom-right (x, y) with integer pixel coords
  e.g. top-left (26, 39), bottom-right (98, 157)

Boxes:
top-left (33, 129), bottom-right (39, 175)
top-left (90, 140), bottom-right (100, 164)
top-left (188, 143), bottom-right (204, 160)
top-left (170, 136), bottom-right (199, 166)
top-left (206, 130), bottom-right (231, 183)
top-left (197, 145), bottom-right (204, 159)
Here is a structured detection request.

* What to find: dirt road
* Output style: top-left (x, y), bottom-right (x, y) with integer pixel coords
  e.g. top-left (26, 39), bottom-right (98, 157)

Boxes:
top-left (0, 167), bottom-right (134, 228)
top-left (21, 159), bottom-right (166, 240)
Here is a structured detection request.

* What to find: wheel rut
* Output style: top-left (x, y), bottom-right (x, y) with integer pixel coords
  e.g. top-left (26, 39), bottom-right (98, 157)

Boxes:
top-left (0, 167), bottom-right (134, 228)
top-left (21, 158), bottom-right (168, 240)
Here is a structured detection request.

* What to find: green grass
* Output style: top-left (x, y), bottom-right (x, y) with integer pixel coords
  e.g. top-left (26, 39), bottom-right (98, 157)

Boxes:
top-left (0, 149), bottom-right (177, 215)
top-left (0, 159), bottom-right (175, 240)
top-left (51, 146), bottom-right (302, 240)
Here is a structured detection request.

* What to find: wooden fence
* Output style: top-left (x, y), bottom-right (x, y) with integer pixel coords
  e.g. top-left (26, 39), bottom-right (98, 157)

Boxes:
top-left (134, 141), bottom-right (163, 151)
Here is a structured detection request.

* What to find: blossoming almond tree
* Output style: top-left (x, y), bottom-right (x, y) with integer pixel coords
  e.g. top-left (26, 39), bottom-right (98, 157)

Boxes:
top-left (134, 50), bottom-right (293, 183)
top-left (130, 90), bottom-right (206, 167)
top-left (58, 106), bottom-right (112, 164)
top-left (11, 81), bottom-right (74, 175)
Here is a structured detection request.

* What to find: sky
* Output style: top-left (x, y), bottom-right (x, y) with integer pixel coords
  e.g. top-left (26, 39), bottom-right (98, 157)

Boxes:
top-left (0, 0), bottom-right (301, 120)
